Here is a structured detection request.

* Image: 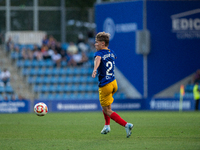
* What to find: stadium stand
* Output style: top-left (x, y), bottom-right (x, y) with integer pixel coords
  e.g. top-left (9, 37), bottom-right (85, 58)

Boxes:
top-left (0, 69), bottom-right (15, 100)
top-left (8, 43), bottom-right (126, 101)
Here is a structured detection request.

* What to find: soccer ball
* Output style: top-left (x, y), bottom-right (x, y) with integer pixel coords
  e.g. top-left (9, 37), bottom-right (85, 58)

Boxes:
top-left (34, 102), bottom-right (48, 116)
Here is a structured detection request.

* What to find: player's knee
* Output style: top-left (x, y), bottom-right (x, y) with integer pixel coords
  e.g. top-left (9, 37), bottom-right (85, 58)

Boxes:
top-left (104, 109), bottom-right (113, 116)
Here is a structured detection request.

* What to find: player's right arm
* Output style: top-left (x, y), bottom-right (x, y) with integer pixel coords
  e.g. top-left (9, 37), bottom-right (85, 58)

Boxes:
top-left (92, 56), bottom-right (101, 78)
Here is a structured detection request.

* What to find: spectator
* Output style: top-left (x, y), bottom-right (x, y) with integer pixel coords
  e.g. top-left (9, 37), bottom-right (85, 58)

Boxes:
top-left (21, 47), bottom-right (33, 60)
top-left (41, 45), bottom-right (51, 60)
top-left (6, 36), bottom-right (14, 54)
top-left (51, 50), bottom-right (61, 67)
top-left (14, 44), bottom-right (20, 53)
top-left (47, 35), bottom-right (57, 48)
top-left (3, 95), bottom-right (8, 101)
top-left (33, 49), bottom-right (43, 61)
top-left (69, 51), bottom-right (88, 66)
top-left (60, 49), bottom-right (67, 61)
top-left (67, 42), bottom-right (78, 55)
top-left (42, 35), bottom-right (49, 46)
top-left (55, 42), bottom-right (62, 54)
top-left (193, 82), bottom-right (200, 111)
top-left (33, 45), bottom-right (42, 60)
top-left (192, 69), bottom-right (200, 84)
top-left (21, 47), bottom-right (28, 59)
top-left (0, 68), bottom-right (10, 87)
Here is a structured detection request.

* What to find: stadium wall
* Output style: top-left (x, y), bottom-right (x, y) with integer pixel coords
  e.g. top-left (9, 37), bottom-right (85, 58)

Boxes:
top-left (0, 99), bottom-right (198, 113)
top-left (95, 0), bottom-right (200, 98)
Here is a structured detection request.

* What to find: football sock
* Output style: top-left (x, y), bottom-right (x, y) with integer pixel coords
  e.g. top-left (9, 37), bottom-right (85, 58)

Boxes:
top-left (103, 110), bottom-right (110, 125)
top-left (110, 112), bottom-right (127, 127)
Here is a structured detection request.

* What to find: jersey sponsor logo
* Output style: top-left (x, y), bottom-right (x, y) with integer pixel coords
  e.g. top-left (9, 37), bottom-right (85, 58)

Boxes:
top-left (171, 9), bottom-right (200, 39)
top-left (103, 17), bottom-right (138, 41)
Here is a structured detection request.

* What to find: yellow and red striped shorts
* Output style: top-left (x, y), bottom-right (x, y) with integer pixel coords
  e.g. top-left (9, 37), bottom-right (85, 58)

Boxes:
top-left (99, 79), bottom-right (118, 107)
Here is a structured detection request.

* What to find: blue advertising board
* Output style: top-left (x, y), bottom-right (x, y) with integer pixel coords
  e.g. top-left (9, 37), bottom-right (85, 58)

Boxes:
top-left (146, 98), bottom-right (195, 111)
top-left (34, 99), bottom-right (143, 112)
top-left (95, 1), bottom-right (144, 95)
top-left (0, 100), bottom-right (30, 113)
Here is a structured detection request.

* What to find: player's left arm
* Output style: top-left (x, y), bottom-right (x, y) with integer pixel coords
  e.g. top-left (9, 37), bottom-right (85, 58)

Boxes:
top-left (92, 56), bottom-right (101, 78)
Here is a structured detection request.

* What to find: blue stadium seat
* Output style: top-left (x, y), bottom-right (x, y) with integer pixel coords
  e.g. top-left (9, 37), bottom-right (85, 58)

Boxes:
top-left (38, 94), bottom-right (48, 100)
top-left (0, 94), bottom-right (3, 100)
top-left (67, 68), bottom-right (74, 75)
top-left (33, 85), bottom-right (40, 92)
top-left (57, 86), bottom-right (64, 93)
top-left (26, 44), bottom-right (34, 50)
top-left (61, 43), bottom-right (69, 50)
top-left (23, 60), bottom-right (32, 68)
top-left (16, 60), bottom-right (24, 68)
top-left (29, 69), bottom-right (38, 76)
top-left (35, 77), bottom-right (43, 84)
top-left (47, 94), bottom-right (55, 100)
top-left (5, 86), bottom-right (14, 93)
top-left (0, 86), bottom-right (5, 93)
top-left (69, 94), bottom-right (77, 100)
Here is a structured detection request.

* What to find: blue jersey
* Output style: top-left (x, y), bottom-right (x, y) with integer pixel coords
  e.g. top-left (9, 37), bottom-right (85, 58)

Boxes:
top-left (94, 49), bottom-right (117, 87)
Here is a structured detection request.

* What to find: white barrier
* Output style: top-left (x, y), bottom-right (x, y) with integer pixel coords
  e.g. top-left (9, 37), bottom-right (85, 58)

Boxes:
top-left (5, 31), bottom-right (46, 46)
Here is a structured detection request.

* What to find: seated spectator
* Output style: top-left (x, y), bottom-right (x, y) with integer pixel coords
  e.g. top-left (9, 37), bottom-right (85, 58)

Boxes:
top-left (55, 42), bottom-right (62, 54)
top-left (52, 50), bottom-right (61, 67)
top-left (0, 68), bottom-right (10, 87)
top-left (21, 47), bottom-right (28, 59)
top-left (33, 49), bottom-right (43, 60)
top-left (193, 69), bottom-right (200, 84)
top-left (48, 45), bottom-right (56, 58)
top-left (42, 35), bottom-right (49, 46)
top-left (33, 45), bottom-right (42, 60)
top-left (14, 44), bottom-right (20, 53)
top-left (69, 52), bottom-right (88, 66)
top-left (41, 45), bottom-right (51, 60)
top-left (6, 36), bottom-right (14, 54)
top-left (22, 47), bottom-right (33, 60)
top-left (3, 95), bottom-right (8, 101)
top-left (47, 35), bottom-right (57, 48)
top-left (67, 42), bottom-right (78, 55)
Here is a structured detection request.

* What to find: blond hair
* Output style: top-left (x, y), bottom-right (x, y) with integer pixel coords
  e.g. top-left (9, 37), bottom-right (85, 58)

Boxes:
top-left (95, 32), bottom-right (110, 47)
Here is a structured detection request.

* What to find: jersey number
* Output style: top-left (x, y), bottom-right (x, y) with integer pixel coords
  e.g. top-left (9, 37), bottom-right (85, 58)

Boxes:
top-left (106, 61), bottom-right (113, 76)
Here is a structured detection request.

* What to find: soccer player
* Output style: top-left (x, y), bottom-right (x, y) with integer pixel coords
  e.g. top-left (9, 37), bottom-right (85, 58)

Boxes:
top-left (92, 32), bottom-right (133, 138)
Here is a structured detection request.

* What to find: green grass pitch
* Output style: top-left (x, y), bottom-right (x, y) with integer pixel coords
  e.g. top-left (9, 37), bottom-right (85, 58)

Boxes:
top-left (0, 111), bottom-right (199, 150)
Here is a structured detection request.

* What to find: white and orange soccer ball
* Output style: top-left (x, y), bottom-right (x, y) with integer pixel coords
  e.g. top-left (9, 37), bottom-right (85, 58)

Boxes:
top-left (34, 102), bottom-right (48, 116)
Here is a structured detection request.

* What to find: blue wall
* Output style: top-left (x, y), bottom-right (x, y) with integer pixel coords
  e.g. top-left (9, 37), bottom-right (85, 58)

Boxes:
top-left (95, 1), bottom-right (144, 95)
top-left (96, 1), bottom-right (200, 98)
top-left (147, 1), bottom-right (200, 97)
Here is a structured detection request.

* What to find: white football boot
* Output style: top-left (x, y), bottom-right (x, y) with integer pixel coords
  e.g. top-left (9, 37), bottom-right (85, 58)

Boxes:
top-left (101, 125), bottom-right (111, 134)
top-left (125, 123), bottom-right (134, 138)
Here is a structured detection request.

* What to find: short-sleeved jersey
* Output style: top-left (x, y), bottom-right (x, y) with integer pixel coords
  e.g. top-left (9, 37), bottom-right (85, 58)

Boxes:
top-left (94, 49), bottom-right (117, 87)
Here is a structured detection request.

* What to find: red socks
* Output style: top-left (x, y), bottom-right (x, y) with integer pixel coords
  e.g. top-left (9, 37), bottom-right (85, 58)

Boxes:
top-left (103, 110), bottom-right (110, 125)
top-left (110, 112), bottom-right (127, 127)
